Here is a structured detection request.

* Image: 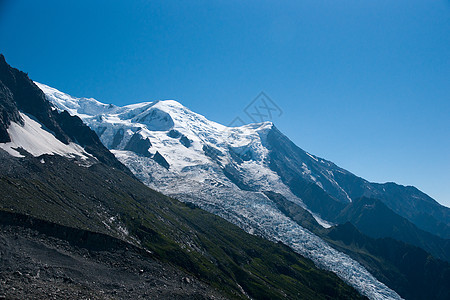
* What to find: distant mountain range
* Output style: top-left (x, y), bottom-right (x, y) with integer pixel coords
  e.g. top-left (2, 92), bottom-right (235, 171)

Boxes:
top-left (1, 53), bottom-right (449, 299)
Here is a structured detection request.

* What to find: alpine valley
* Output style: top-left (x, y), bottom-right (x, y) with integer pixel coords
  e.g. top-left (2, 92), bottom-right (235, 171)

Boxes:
top-left (1, 54), bottom-right (449, 300)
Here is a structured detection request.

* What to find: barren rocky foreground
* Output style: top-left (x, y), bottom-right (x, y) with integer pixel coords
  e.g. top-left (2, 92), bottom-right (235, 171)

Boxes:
top-left (0, 214), bottom-right (225, 300)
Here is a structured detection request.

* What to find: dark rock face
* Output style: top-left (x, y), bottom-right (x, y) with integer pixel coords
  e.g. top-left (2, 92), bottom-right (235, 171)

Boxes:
top-left (263, 128), bottom-right (346, 221)
top-left (365, 183), bottom-right (450, 240)
top-left (202, 144), bottom-right (223, 161)
top-left (264, 126), bottom-right (352, 205)
top-left (124, 131), bottom-right (152, 157)
top-left (153, 151), bottom-right (169, 169)
top-left (263, 191), bottom-right (322, 232)
top-left (167, 129), bottom-right (181, 139)
top-left (263, 125), bottom-right (450, 239)
top-left (0, 54), bottom-right (70, 145)
top-left (111, 128), bottom-right (124, 149)
top-left (179, 135), bottom-right (191, 148)
top-left (336, 197), bottom-right (450, 263)
top-left (0, 80), bottom-right (23, 143)
top-left (167, 129), bottom-right (191, 148)
top-left (324, 223), bottom-right (450, 300)
top-left (222, 164), bottom-right (253, 191)
top-left (228, 146), bottom-right (253, 164)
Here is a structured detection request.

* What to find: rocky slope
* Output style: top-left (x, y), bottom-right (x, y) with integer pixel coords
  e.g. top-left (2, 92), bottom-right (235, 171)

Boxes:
top-left (0, 210), bottom-right (224, 300)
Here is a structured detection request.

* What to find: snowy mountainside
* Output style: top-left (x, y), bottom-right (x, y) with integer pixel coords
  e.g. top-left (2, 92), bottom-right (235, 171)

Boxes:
top-left (0, 112), bottom-right (92, 161)
top-left (0, 113), bottom-right (96, 165)
top-left (38, 83), bottom-right (350, 209)
top-left (40, 82), bottom-right (306, 204)
top-left (38, 82), bottom-right (403, 299)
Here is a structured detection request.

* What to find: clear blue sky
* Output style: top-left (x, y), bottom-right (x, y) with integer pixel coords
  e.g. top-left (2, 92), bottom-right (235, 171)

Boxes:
top-left (1, 0), bottom-right (449, 207)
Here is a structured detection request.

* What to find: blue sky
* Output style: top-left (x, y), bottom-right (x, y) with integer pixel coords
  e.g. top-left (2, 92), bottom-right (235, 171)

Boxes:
top-left (1, 0), bottom-right (449, 207)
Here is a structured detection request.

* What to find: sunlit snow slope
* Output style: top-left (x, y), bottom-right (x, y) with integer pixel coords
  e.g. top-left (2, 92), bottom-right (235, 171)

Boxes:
top-left (38, 82), bottom-right (403, 299)
top-left (0, 112), bottom-right (92, 161)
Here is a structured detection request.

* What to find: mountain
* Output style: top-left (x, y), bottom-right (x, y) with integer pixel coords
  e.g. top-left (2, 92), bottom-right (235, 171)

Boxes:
top-left (39, 83), bottom-right (445, 299)
top-left (264, 191), bottom-right (450, 300)
top-left (0, 152), bottom-right (365, 300)
top-left (0, 54), bottom-right (368, 299)
top-left (336, 197), bottom-right (450, 263)
top-left (262, 126), bottom-right (450, 239)
top-left (324, 223), bottom-right (450, 300)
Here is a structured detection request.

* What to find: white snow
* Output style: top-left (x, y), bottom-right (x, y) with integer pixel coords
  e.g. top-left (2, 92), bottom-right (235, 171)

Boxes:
top-left (0, 112), bottom-right (92, 161)
top-left (35, 82), bottom-right (119, 118)
top-left (306, 152), bottom-right (319, 162)
top-left (311, 212), bottom-right (333, 228)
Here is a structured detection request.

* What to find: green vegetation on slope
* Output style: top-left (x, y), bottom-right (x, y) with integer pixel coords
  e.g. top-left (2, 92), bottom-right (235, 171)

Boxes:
top-left (264, 191), bottom-right (450, 300)
top-left (336, 197), bottom-right (450, 263)
top-left (0, 152), bottom-right (364, 300)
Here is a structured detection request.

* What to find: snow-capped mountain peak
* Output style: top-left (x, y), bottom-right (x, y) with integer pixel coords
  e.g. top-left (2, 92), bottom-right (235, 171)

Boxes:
top-left (37, 82), bottom-right (277, 175)
top-left (36, 82), bottom-right (117, 118)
